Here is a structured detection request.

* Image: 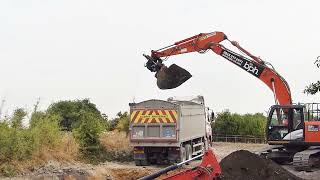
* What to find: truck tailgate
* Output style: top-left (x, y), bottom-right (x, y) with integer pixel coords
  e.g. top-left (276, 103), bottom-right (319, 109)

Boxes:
top-left (130, 109), bottom-right (178, 141)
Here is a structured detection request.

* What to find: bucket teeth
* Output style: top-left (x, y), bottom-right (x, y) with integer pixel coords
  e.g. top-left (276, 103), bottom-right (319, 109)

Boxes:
top-left (156, 64), bottom-right (192, 89)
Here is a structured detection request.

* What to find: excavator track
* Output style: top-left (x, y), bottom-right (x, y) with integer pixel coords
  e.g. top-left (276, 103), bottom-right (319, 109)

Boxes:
top-left (293, 148), bottom-right (320, 171)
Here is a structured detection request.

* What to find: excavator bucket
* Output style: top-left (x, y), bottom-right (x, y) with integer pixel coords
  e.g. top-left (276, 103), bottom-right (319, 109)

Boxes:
top-left (156, 64), bottom-right (192, 89)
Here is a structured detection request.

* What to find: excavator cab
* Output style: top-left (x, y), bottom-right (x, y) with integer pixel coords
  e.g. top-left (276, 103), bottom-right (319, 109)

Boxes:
top-left (267, 103), bottom-right (320, 145)
top-left (265, 104), bottom-right (320, 170)
top-left (266, 105), bottom-right (305, 145)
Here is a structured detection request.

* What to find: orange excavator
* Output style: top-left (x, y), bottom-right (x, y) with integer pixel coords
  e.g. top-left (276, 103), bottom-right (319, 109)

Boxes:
top-left (142, 31), bottom-right (320, 178)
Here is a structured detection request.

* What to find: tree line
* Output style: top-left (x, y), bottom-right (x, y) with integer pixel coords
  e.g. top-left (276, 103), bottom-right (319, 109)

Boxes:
top-left (212, 111), bottom-right (267, 137)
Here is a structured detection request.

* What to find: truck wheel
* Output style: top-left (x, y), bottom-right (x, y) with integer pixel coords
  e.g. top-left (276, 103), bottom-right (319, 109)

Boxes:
top-left (185, 144), bottom-right (192, 160)
top-left (180, 147), bottom-right (186, 162)
top-left (135, 160), bottom-right (141, 166)
top-left (140, 159), bottom-right (149, 166)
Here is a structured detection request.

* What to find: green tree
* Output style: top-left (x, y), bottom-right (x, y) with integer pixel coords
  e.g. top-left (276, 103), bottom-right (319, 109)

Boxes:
top-left (304, 81), bottom-right (320, 95)
top-left (213, 111), bottom-right (239, 135)
top-left (30, 114), bottom-right (62, 149)
top-left (47, 99), bottom-right (105, 131)
top-left (10, 108), bottom-right (27, 129)
top-left (115, 112), bottom-right (130, 134)
top-left (212, 111), bottom-right (266, 136)
top-left (29, 111), bottom-right (47, 128)
top-left (73, 112), bottom-right (105, 149)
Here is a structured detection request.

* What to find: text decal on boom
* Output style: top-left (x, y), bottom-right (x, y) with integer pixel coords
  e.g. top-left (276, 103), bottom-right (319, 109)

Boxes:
top-left (315, 56), bottom-right (320, 68)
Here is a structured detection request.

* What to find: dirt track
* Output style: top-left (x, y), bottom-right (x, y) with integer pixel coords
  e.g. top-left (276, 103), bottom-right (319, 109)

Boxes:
top-left (3, 142), bottom-right (320, 180)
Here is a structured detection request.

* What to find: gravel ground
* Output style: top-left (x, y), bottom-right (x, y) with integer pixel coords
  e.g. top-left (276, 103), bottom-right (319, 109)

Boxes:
top-left (3, 142), bottom-right (320, 180)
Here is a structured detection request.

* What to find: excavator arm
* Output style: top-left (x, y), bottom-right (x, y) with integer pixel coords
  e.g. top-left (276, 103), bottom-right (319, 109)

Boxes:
top-left (144, 31), bottom-right (292, 106)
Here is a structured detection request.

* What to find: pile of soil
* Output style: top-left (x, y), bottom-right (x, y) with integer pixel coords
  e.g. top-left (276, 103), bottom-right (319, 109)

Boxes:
top-left (219, 150), bottom-right (302, 180)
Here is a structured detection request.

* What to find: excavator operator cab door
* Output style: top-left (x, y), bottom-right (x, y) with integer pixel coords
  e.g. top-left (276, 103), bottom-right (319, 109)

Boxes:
top-left (267, 105), bottom-right (304, 145)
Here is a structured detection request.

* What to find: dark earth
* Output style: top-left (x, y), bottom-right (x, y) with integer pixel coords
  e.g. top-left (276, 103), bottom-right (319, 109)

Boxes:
top-left (219, 150), bottom-right (302, 180)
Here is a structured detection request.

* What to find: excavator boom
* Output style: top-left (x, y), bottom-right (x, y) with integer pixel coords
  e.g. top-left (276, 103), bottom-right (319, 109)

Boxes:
top-left (144, 31), bottom-right (292, 106)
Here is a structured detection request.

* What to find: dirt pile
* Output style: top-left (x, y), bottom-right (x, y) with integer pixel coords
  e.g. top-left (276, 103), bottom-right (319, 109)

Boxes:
top-left (219, 150), bottom-right (302, 180)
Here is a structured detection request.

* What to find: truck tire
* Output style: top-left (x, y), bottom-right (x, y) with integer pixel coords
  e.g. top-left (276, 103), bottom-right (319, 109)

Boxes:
top-left (140, 159), bottom-right (149, 166)
top-left (180, 147), bottom-right (186, 162)
top-left (185, 144), bottom-right (192, 160)
top-left (135, 160), bottom-right (141, 166)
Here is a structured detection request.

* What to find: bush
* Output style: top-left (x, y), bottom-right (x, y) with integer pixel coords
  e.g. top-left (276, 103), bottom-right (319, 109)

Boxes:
top-left (73, 112), bottom-right (105, 149)
top-left (30, 114), bottom-right (62, 152)
top-left (0, 164), bottom-right (16, 177)
top-left (0, 111), bottom-right (64, 173)
top-left (99, 131), bottom-right (133, 162)
top-left (115, 112), bottom-right (130, 134)
top-left (0, 121), bottom-right (11, 161)
top-left (11, 108), bottom-right (27, 129)
top-left (100, 131), bottom-right (132, 152)
top-left (0, 122), bottom-right (33, 162)
top-left (213, 111), bottom-right (266, 136)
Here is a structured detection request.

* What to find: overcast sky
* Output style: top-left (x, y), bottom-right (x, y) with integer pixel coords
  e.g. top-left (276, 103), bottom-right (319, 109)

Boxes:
top-left (0, 0), bottom-right (319, 118)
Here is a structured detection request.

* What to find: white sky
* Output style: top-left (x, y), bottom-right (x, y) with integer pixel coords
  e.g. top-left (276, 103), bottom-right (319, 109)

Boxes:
top-left (0, 0), bottom-right (319, 118)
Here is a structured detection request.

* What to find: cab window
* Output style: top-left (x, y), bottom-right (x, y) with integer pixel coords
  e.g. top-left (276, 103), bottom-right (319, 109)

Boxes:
top-left (292, 108), bottom-right (303, 130)
top-left (270, 108), bottom-right (289, 126)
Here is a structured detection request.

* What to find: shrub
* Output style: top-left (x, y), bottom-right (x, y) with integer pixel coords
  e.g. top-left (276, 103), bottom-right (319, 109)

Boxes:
top-left (31, 133), bottom-right (79, 163)
top-left (0, 112), bottom-right (64, 172)
top-left (0, 121), bottom-right (11, 161)
top-left (213, 111), bottom-right (266, 136)
top-left (99, 131), bottom-right (133, 162)
top-left (0, 122), bottom-right (33, 162)
top-left (100, 131), bottom-right (131, 152)
top-left (30, 114), bottom-right (62, 150)
top-left (73, 112), bottom-right (105, 149)
top-left (10, 108), bottom-right (27, 129)
top-left (0, 164), bottom-right (16, 177)
top-left (109, 111), bottom-right (130, 133)
top-left (116, 117), bottom-right (130, 134)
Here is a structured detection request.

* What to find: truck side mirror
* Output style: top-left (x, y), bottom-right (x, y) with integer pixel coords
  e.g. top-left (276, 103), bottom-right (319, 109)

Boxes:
top-left (210, 112), bottom-right (215, 122)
